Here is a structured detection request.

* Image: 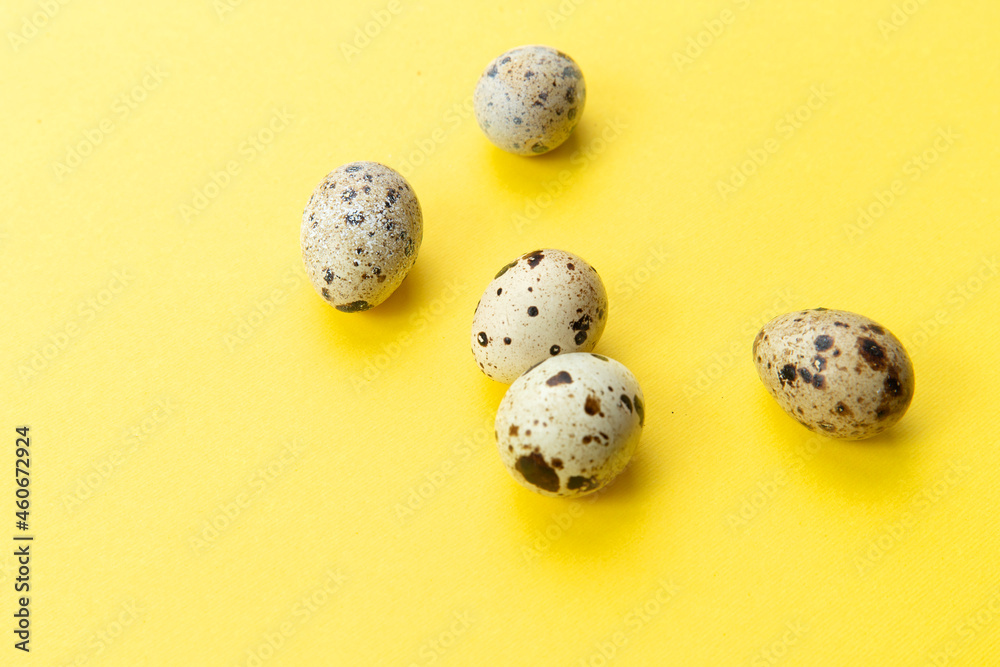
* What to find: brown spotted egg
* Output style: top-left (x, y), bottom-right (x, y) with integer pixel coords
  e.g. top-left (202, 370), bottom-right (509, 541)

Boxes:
top-left (474, 45), bottom-right (585, 155)
top-left (753, 308), bottom-right (914, 439)
top-left (472, 249), bottom-right (608, 383)
top-left (495, 353), bottom-right (644, 497)
top-left (301, 161), bottom-right (421, 312)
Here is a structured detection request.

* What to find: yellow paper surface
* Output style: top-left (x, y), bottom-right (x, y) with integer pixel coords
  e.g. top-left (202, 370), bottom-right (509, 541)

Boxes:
top-left (3, 0), bottom-right (1000, 664)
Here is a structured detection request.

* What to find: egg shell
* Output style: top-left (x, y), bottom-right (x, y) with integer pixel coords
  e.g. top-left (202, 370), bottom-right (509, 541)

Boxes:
top-left (753, 308), bottom-right (914, 439)
top-left (472, 249), bottom-right (608, 383)
top-left (495, 353), bottom-right (644, 498)
top-left (473, 45), bottom-right (585, 156)
top-left (301, 161), bottom-right (421, 312)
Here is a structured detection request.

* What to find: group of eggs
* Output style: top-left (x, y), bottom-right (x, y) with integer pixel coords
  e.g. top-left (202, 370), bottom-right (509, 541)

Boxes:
top-left (300, 45), bottom-right (916, 499)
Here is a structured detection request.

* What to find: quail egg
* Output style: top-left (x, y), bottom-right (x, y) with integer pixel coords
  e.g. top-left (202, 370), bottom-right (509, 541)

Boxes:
top-left (495, 353), bottom-right (644, 498)
top-left (753, 308), bottom-right (914, 439)
top-left (474, 45), bottom-right (586, 156)
top-left (472, 249), bottom-right (608, 383)
top-left (301, 161), bottom-right (421, 312)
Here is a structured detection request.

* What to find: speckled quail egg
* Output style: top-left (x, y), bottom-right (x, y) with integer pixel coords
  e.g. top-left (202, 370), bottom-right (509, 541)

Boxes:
top-left (495, 353), bottom-right (644, 497)
top-left (753, 308), bottom-right (915, 439)
top-left (474, 45), bottom-right (586, 156)
top-left (472, 249), bottom-right (608, 383)
top-left (301, 161), bottom-right (421, 312)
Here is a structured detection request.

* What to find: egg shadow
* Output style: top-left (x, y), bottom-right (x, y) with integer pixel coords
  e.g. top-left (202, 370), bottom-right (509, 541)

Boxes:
top-left (485, 122), bottom-right (589, 196)
top-left (507, 426), bottom-right (655, 531)
top-left (308, 262), bottom-right (426, 353)
top-left (584, 454), bottom-right (643, 503)
top-left (357, 262), bottom-right (424, 323)
top-left (757, 390), bottom-right (919, 501)
top-left (504, 458), bottom-right (654, 565)
top-left (531, 125), bottom-right (584, 162)
top-left (477, 373), bottom-right (510, 412)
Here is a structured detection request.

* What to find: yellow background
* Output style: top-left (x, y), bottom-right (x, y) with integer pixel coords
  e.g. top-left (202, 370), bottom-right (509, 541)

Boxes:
top-left (3, 0), bottom-right (1000, 664)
